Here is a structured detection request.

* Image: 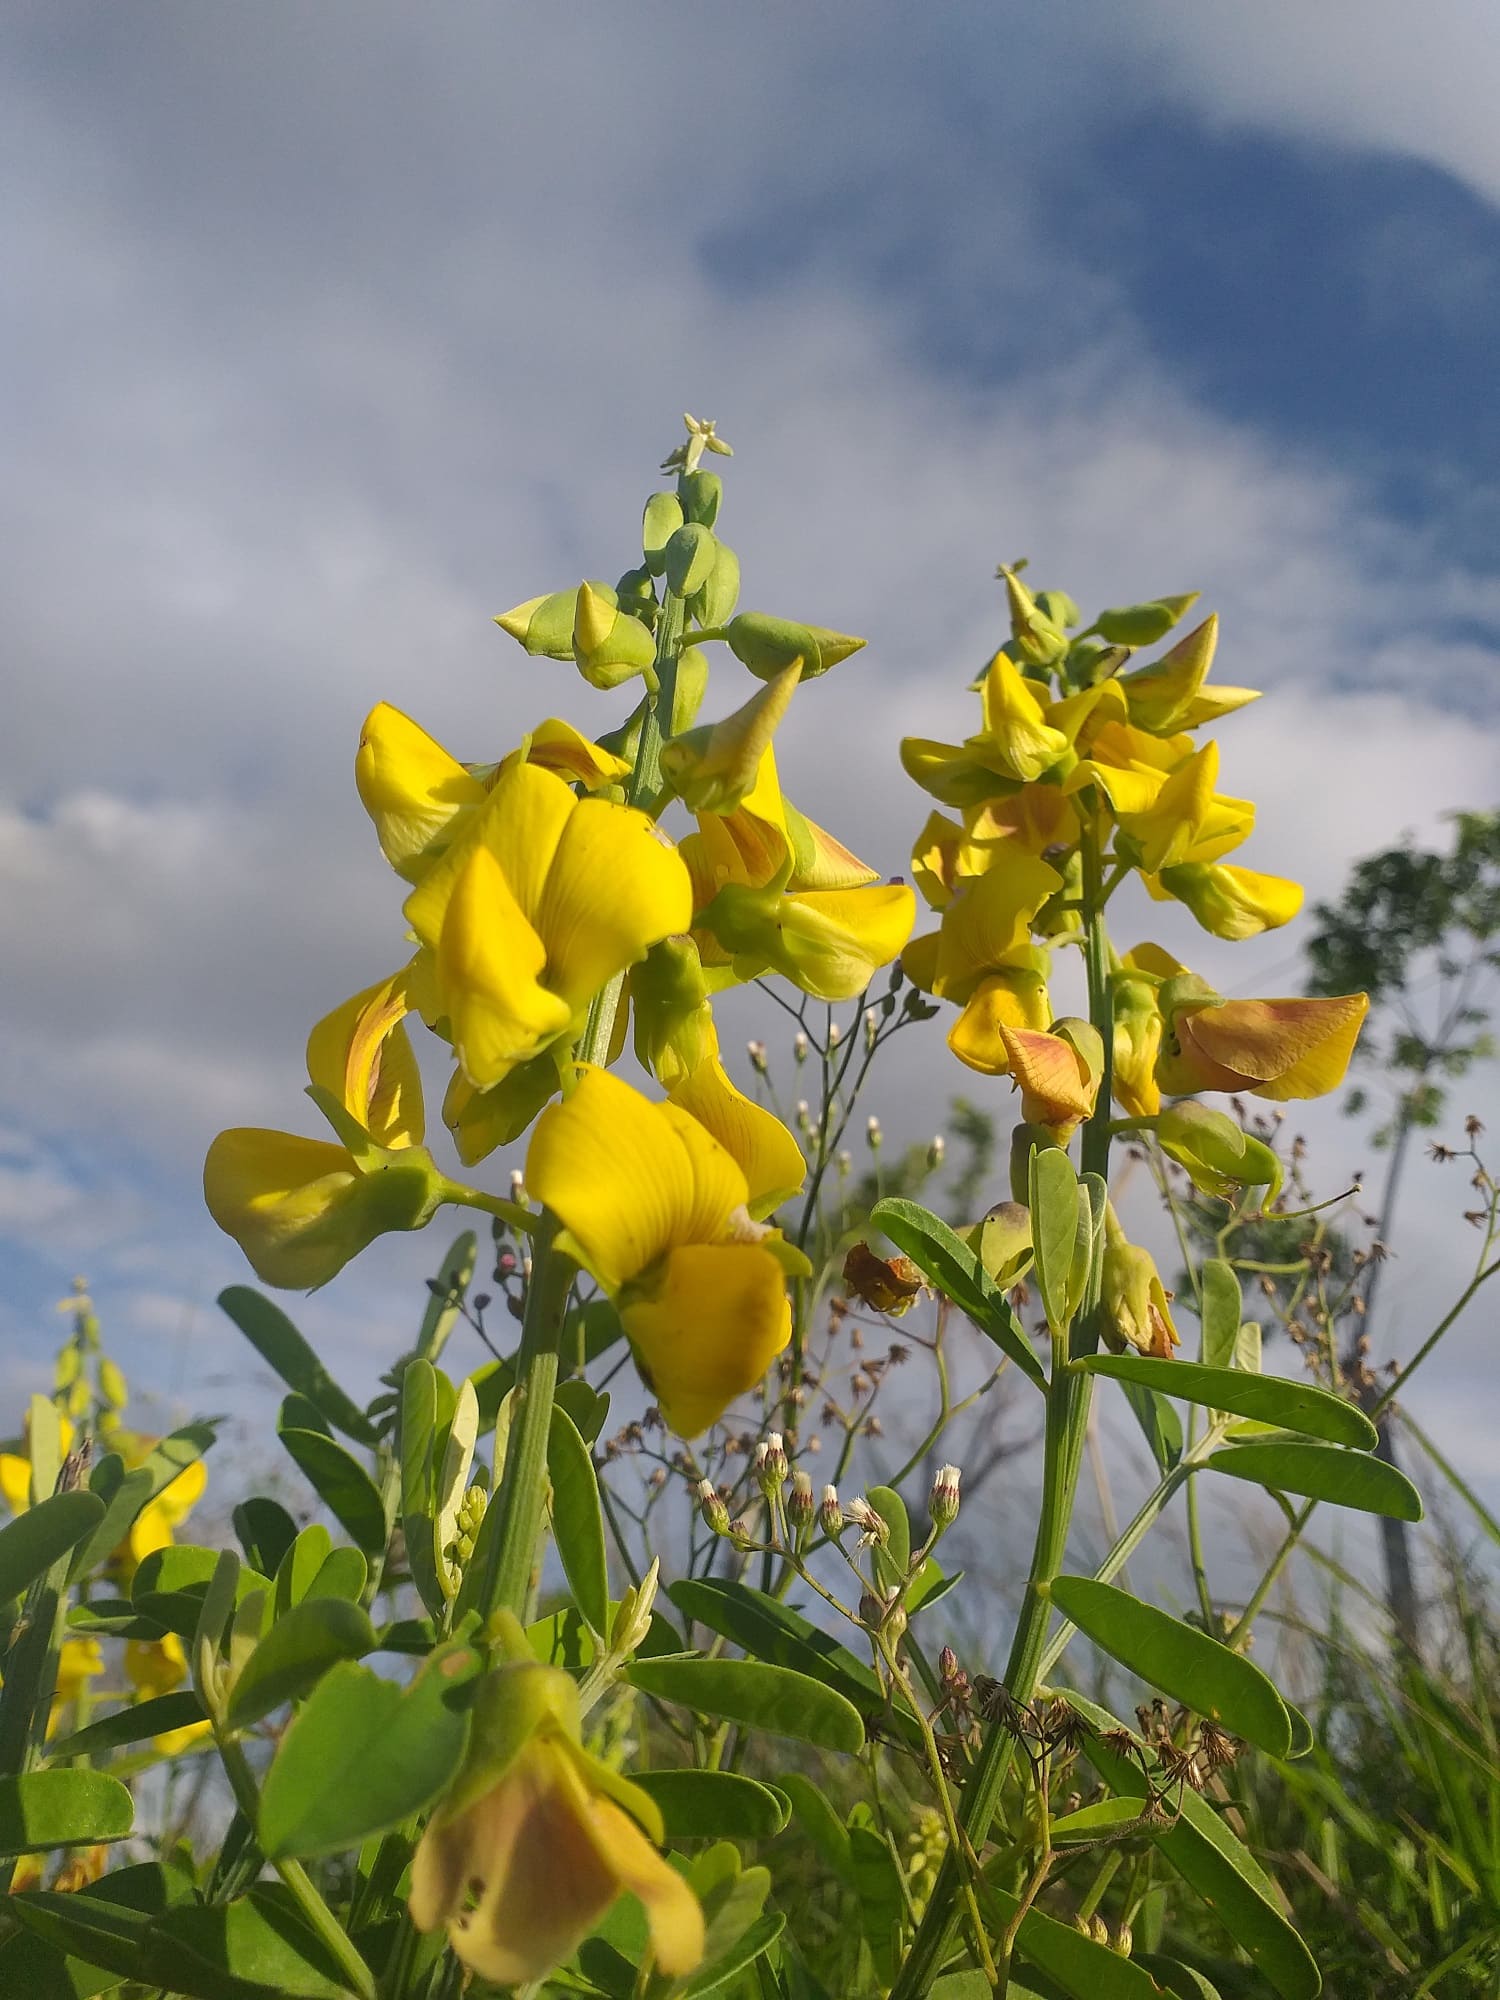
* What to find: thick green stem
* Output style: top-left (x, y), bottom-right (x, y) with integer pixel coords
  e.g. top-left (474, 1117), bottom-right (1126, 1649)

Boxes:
top-left (628, 592), bottom-right (685, 814)
top-left (464, 1213), bottom-right (577, 1623)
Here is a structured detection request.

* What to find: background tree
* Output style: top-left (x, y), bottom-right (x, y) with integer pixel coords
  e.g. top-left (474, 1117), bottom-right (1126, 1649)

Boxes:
top-left (1304, 809), bottom-right (1500, 1648)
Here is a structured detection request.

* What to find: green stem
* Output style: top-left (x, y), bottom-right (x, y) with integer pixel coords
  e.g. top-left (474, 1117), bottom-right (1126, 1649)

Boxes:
top-left (217, 1733), bottom-right (376, 2000)
top-left (462, 1213), bottom-right (577, 1623)
top-left (629, 592), bottom-right (685, 814)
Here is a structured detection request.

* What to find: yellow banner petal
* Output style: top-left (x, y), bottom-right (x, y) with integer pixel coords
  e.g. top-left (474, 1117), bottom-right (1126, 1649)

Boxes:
top-left (437, 846), bottom-right (572, 1089)
top-left (306, 969), bottom-right (425, 1149)
top-left (538, 800), bottom-right (694, 1014)
top-left (668, 1052), bottom-right (806, 1220)
top-left (355, 703), bottom-right (485, 882)
top-left (622, 1241), bottom-right (792, 1437)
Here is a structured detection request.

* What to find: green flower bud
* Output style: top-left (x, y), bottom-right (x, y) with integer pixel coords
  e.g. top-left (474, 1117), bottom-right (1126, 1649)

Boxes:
top-left (1065, 637), bottom-right (1131, 688)
top-left (573, 582), bottom-right (658, 690)
top-left (998, 565), bottom-right (1069, 668)
top-left (671, 645), bottom-right (709, 734)
top-left (642, 492), bottom-right (685, 576)
top-left (677, 468), bottom-right (722, 527)
top-left (1035, 589), bottom-right (1081, 630)
top-left (54, 1347), bottom-right (81, 1392)
top-left (689, 541), bottom-right (740, 628)
top-left (721, 611), bottom-right (865, 681)
top-left (1100, 1206), bottom-right (1179, 1358)
top-left (1156, 1101), bottom-right (1283, 1205)
top-left (614, 564), bottom-right (658, 623)
top-left (663, 522), bottom-right (718, 600)
top-left (1094, 593), bottom-right (1200, 648)
top-left (496, 582), bottom-right (615, 660)
top-left (99, 1358), bottom-right (128, 1410)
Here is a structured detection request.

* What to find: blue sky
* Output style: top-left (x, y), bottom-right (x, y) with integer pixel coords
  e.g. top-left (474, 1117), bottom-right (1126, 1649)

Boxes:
top-left (2, 4), bottom-right (1497, 1513)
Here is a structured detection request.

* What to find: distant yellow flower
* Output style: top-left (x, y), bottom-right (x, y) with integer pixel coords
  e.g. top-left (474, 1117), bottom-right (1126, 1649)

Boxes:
top-left (527, 1068), bottom-right (807, 1436)
top-left (901, 650), bottom-right (1070, 807)
top-left (124, 1635), bottom-right (212, 1755)
top-left (411, 1658), bottom-right (702, 1987)
top-left (1116, 616), bottom-right (1261, 735)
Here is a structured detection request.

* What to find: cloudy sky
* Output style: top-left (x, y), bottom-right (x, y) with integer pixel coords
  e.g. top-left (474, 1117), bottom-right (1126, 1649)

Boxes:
top-left (4, 5), bottom-right (1499, 1519)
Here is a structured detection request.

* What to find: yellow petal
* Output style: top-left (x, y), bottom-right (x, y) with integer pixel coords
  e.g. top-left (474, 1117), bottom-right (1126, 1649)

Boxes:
top-left (1119, 740), bottom-right (1220, 873)
top-left (659, 662), bottom-right (801, 814)
top-left (1184, 994), bottom-right (1368, 1101)
top-left (1156, 862), bottom-right (1303, 940)
top-left (586, 1794), bottom-right (705, 1976)
top-left (537, 799), bottom-right (693, 1014)
top-left (0, 1454), bottom-right (30, 1515)
top-left (526, 1068), bottom-right (748, 1291)
top-left (436, 845), bottom-right (573, 1089)
top-left (900, 928), bottom-right (941, 992)
top-left (355, 703), bottom-right (485, 882)
top-left (947, 964), bottom-right (1053, 1074)
top-left (405, 758), bottom-right (577, 951)
top-left (978, 651), bottom-right (1070, 780)
top-left (125, 1635), bottom-right (187, 1699)
top-left (911, 810), bottom-right (965, 909)
top-left (668, 1050), bottom-right (806, 1220)
top-left (900, 735), bottom-right (1015, 810)
top-left (622, 1242), bottom-right (793, 1437)
top-left (783, 798), bottom-right (880, 891)
top-left (932, 855), bottom-right (1062, 1002)
top-left (999, 1025), bottom-right (1098, 1131)
top-left (306, 970), bottom-right (425, 1148)
top-left (774, 884), bottom-right (917, 1001)
top-left (524, 717), bottom-right (631, 790)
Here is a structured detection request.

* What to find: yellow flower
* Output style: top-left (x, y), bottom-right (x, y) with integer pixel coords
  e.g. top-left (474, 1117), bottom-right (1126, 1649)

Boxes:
top-left (997, 1019), bottom-right (1103, 1139)
top-left (1114, 740), bottom-right (1255, 875)
top-left (698, 876), bottom-right (916, 1003)
top-left (659, 662), bottom-right (800, 813)
top-left (355, 704), bottom-right (631, 883)
top-left (412, 1659), bottom-right (702, 1987)
top-left (664, 1030), bottom-right (806, 1221)
top-left (404, 757), bottom-right (692, 1090)
top-left (1111, 965), bottom-right (1165, 1119)
top-left (41, 1639), bottom-right (104, 1739)
top-left (1147, 861), bottom-right (1303, 941)
top-left (305, 970), bottom-right (425, 1151)
top-left (527, 1068), bottom-right (806, 1436)
top-left (123, 1456), bottom-right (207, 1571)
top-left (1157, 987), bottom-right (1369, 1102)
top-left (943, 952), bottom-right (1054, 1075)
top-left (900, 650), bottom-right (1070, 807)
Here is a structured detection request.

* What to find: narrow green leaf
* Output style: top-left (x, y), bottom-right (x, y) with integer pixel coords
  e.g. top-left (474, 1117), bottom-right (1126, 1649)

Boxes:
top-left (1029, 1146), bottom-right (1080, 1333)
top-left (259, 1640), bottom-right (481, 1860)
top-left (625, 1657), bottom-right (865, 1752)
top-left (0, 1771), bottom-right (133, 1856)
top-left (49, 1691), bottom-right (207, 1759)
top-left (306, 1548), bottom-right (367, 1604)
top-left (988, 1875), bottom-right (1163, 1998)
top-left (0, 1493), bottom-right (105, 1605)
top-left (68, 1458), bottom-right (152, 1586)
top-left (219, 1287), bottom-right (377, 1445)
top-left (1207, 1439), bottom-right (1423, 1520)
top-left (416, 1231), bottom-right (476, 1362)
top-left (1199, 1261), bottom-right (1241, 1371)
top-left (666, 1578), bottom-right (900, 1735)
top-left (775, 1773), bottom-right (851, 1881)
top-left (0, 1922), bottom-right (124, 1999)
top-left (869, 1196), bottom-right (1045, 1388)
top-left (1077, 1355), bottom-right (1378, 1448)
top-left (682, 1911), bottom-right (785, 1995)
top-left (1134, 1959), bottom-right (1225, 1999)
top-left (1121, 1380), bottom-right (1183, 1474)
top-left (398, 1359), bottom-right (446, 1619)
top-left (132, 1547), bottom-right (270, 1640)
top-left (547, 1404), bottom-right (609, 1636)
top-left (1235, 1319), bottom-right (1263, 1373)
top-left (1063, 1687), bottom-right (1320, 1999)
top-left (68, 1598), bottom-right (163, 1640)
top-left (274, 1526), bottom-right (332, 1619)
top-left (278, 1428), bottom-right (389, 1557)
top-left (631, 1769), bottom-right (789, 1839)
top-left (848, 1819), bottom-right (904, 1981)
top-left (7, 1892), bottom-right (151, 1984)
top-left (1050, 1796), bottom-right (1161, 1844)
top-left (555, 1377), bottom-right (609, 1444)
top-left (226, 1597), bottom-right (377, 1729)
top-left (279, 1393), bottom-right (332, 1438)
top-left (1050, 1575), bottom-right (1293, 1756)
top-left (233, 1497), bottom-right (298, 1579)
top-left (151, 1882), bottom-right (357, 1998)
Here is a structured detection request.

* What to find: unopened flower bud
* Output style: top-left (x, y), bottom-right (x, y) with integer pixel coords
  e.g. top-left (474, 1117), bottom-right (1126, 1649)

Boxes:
top-left (510, 1169), bottom-right (528, 1207)
top-left (754, 1433), bottom-right (788, 1495)
top-left (747, 1039), bottom-right (768, 1074)
top-left (609, 1556), bottom-right (660, 1657)
top-left (697, 1478), bottom-right (732, 1536)
top-left (794, 1032), bottom-right (809, 1064)
top-left (846, 1497), bottom-right (889, 1548)
top-left (928, 1134), bottom-right (946, 1167)
top-left (837, 1149), bottom-right (852, 1177)
top-left (828, 1019), bottom-right (842, 1048)
top-left (819, 1485), bottom-right (844, 1537)
top-left (787, 1469), bottom-right (815, 1538)
top-left (865, 1007), bottom-right (879, 1052)
top-left (1088, 1915), bottom-right (1110, 1947)
top-left (866, 1116), bottom-right (883, 1150)
top-left (930, 1463), bottom-right (961, 1530)
top-left (1113, 1923), bottom-right (1133, 1958)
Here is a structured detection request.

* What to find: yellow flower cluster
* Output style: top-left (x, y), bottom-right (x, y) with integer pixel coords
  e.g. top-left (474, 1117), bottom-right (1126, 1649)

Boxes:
top-left (204, 485), bottom-right (915, 1440)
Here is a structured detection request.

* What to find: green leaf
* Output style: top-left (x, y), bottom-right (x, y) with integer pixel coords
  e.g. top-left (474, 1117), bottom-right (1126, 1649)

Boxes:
top-left (1121, 1380), bottom-right (1183, 1474)
top-left (1199, 1261), bottom-right (1241, 1371)
top-left (548, 1404), bottom-right (609, 1636)
top-left (775, 1773), bottom-right (851, 1881)
top-left (555, 1377), bottom-right (610, 1444)
top-left (233, 1497), bottom-right (299, 1579)
top-left (132, 1546), bottom-right (271, 1640)
top-left (226, 1597), bottom-right (377, 1729)
top-left (1064, 1688), bottom-right (1320, 1999)
top-left (67, 1598), bottom-right (163, 1641)
top-left (8, 1893), bottom-right (151, 1985)
top-left (870, 1196), bottom-right (1045, 1388)
top-left (0, 1492), bottom-right (105, 1605)
top-left (49, 1691), bottom-right (207, 1760)
top-left (631, 1769), bottom-right (789, 1840)
top-left (625, 1658), bottom-right (865, 1752)
top-left (0, 1771), bottom-right (133, 1856)
top-left (1049, 1575), bottom-right (1293, 1756)
top-left (1077, 1355), bottom-right (1378, 1448)
top-left (1134, 1959), bottom-right (1224, 1999)
top-left (989, 1877), bottom-right (1164, 1998)
top-left (848, 1817), bottom-right (903, 1981)
top-left (1029, 1145), bottom-right (1080, 1333)
top-left (0, 1922), bottom-right (124, 1999)
top-left (278, 1428), bottom-right (389, 1557)
top-left (1206, 1439), bottom-right (1423, 1520)
top-left (69, 1459), bottom-right (153, 1586)
top-left (666, 1578), bottom-right (899, 1735)
top-left (682, 1911), bottom-right (785, 1995)
top-left (150, 1882), bottom-right (359, 1999)
top-left (1235, 1319), bottom-right (1263, 1373)
top-left (1050, 1796), bottom-right (1161, 1844)
top-left (864, 1484), bottom-right (912, 1594)
top-left (274, 1526), bottom-right (333, 1618)
top-left (398, 1359), bottom-right (447, 1619)
top-left (306, 1548), bottom-right (367, 1604)
top-left (416, 1231), bottom-right (476, 1362)
top-left (219, 1286), bottom-right (378, 1445)
top-left (259, 1640), bottom-right (481, 1860)
top-left (526, 1602), bottom-right (681, 1671)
